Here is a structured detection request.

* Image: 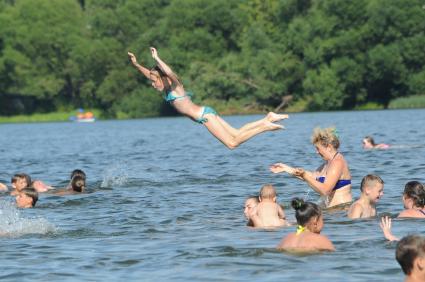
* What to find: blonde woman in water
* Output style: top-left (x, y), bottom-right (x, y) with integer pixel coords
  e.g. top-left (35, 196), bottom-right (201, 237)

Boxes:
top-left (270, 127), bottom-right (352, 208)
top-left (128, 47), bottom-right (288, 149)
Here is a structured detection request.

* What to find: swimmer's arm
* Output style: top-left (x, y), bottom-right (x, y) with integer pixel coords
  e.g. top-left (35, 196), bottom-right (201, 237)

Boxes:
top-left (297, 159), bottom-right (344, 196)
top-left (128, 51), bottom-right (151, 79)
top-left (270, 163), bottom-right (307, 180)
top-left (0, 182), bottom-right (8, 192)
top-left (380, 216), bottom-right (400, 242)
top-left (277, 205), bottom-right (286, 220)
top-left (150, 47), bottom-right (181, 85)
top-left (347, 203), bottom-right (363, 219)
top-left (318, 236), bottom-right (335, 251)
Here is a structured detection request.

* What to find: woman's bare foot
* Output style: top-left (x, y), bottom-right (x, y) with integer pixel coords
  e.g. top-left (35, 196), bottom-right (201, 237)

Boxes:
top-left (266, 112), bottom-right (289, 123)
top-left (265, 121), bottom-right (284, 131)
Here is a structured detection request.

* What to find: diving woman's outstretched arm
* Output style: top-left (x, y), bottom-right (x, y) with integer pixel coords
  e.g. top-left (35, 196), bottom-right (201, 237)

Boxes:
top-left (150, 47), bottom-right (181, 85)
top-left (128, 52), bottom-right (151, 79)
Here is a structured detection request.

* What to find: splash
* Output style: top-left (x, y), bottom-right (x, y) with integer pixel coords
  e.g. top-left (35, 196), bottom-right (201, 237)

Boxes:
top-left (0, 200), bottom-right (56, 237)
top-left (101, 163), bottom-right (129, 188)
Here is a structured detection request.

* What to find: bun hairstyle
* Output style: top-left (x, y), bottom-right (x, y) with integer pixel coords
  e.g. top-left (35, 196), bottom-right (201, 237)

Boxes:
top-left (291, 198), bottom-right (322, 226)
top-left (403, 181), bottom-right (425, 208)
top-left (311, 127), bottom-right (340, 149)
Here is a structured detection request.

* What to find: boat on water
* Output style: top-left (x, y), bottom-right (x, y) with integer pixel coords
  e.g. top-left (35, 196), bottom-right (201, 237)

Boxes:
top-left (69, 109), bottom-right (96, 122)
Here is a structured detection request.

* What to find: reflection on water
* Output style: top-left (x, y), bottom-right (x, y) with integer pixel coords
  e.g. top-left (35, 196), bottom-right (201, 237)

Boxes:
top-left (0, 109), bottom-right (424, 281)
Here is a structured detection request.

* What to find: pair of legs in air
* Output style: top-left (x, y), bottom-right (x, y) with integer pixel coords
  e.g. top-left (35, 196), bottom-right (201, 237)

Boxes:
top-left (202, 112), bottom-right (288, 149)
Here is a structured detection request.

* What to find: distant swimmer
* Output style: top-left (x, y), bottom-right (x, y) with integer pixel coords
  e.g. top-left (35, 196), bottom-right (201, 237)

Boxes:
top-left (128, 47), bottom-right (288, 149)
top-left (362, 136), bottom-right (390, 149)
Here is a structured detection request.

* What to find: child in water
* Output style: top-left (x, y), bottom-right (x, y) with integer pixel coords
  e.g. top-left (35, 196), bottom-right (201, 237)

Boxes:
top-left (10, 173), bottom-right (31, 196)
top-left (347, 174), bottom-right (384, 219)
top-left (128, 47), bottom-right (288, 149)
top-left (15, 187), bottom-right (38, 208)
top-left (398, 181), bottom-right (425, 218)
top-left (396, 235), bottom-right (425, 282)
top-left (277, 198), bottom-right (335, 252)
top-left (247, 184), bottom-right (288, 228)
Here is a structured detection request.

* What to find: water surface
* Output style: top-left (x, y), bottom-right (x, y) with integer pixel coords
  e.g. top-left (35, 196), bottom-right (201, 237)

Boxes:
top-left (0, 109), bottom-right (424, 281)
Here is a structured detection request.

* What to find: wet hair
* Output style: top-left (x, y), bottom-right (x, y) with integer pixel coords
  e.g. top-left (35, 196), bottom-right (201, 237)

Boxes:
top-left (70, 169), bottom-right (86, 181)
top-left (11, 173), bottom-right (31, 187)
top-left (403, 181), bottom-right (425, 208)
top-left (396, 235), bottom-right (425, 275)
top-left (291, 198), bottom-right (322, 226)
top-left (259, 184), bottom-right (276, 200)
top-left (360, 174), bottom-right (384, 192)
top-left (311, 127), bottom-right (340, 149)
top-left (71, 175), bottom-right (85, 192)
top-left (21, 187), bottom-right (38, 207)
top-left (150, 66), bottom-right (172, 93)
top-left (364, 136), bottom-right (376, 146)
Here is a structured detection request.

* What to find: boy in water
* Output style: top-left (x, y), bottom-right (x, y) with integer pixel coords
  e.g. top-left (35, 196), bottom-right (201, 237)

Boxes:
top-left (347, 174), bottom-right (384, 219)
top-left (244, 196), bottom-right (259, 227)
top-left (10, 173), bottom-right (31, 196)
top-left (248, 184), bottom-right (287, 228)
top-left (396, 235), bottom-right (425, 282)
top-left (15, 187), bottom-right (38, 208)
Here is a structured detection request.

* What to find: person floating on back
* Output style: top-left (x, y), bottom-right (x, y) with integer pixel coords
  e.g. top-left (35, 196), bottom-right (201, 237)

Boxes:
top-left (247, 184), bottom-right (288, 228)
top-left (128, 48), bottom-right (288, 149)
top-left (347, 174), bottom-right (384, 219)
top-left (362, 136), bottom-right (390, 149)
top-left (277, 198), bottom-right (335, 252)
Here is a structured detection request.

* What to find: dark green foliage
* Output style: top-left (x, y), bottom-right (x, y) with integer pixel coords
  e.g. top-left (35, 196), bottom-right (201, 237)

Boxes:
top-left (0, 0), bottom-right (424, 117)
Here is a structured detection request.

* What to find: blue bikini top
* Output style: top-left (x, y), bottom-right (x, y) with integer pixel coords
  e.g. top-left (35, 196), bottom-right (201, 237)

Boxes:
top-left (316, 176), bottom-right (351, 191)
top-left (164, 91), bottom-right (193, 103)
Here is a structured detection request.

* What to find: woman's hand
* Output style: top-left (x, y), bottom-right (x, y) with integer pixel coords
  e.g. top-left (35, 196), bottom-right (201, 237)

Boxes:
top-left (127, 52), bottom-right (138, 65)
top-left (270, 163), bottom-right (292, 174)
top-left (150, 47), bottom-right (159, 60)
top-left (293, 168), bottom-right (305, 178)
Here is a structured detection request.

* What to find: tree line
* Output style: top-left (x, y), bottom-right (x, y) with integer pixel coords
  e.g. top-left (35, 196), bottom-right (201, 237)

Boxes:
top-left (0, 0), bottom-right (424, 118)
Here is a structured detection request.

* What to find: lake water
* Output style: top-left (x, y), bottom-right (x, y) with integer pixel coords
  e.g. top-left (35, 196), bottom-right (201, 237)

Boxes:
top-left (0, 109), bottom-right (424, 281)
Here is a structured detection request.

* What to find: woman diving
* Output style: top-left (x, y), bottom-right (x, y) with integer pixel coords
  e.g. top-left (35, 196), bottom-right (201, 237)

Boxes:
top-left (127, 47), bottom-right (288, 149)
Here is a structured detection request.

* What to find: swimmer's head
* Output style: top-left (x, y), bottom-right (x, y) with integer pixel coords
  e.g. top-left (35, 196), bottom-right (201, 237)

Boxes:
top-left (311, 127), bottom-right (340, 150)
top-left (291, 198), bottom-right (323, 232)
top-left (403, 181), bottom-right (425, 209)
top-left (16, 187), bottom-right (38, 208)
top-left (70, 169), bottom-right (86, 181)
top-left (396, 235), bottom-right (425, 275)
top-left (362, 136), bottom-right (375, 149)
top-left (360, 174), bottom-right (384, 203)
top-left (11, 173), bottom-right (31, 191)
top-left (149, 66), bottom-right (171, 92)
top-left (71, 175), bottom-right (86, 193)
top-left (259, 184), bottom-right (276, 201)
top-left (244, 196), bottom-right (259, 220)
